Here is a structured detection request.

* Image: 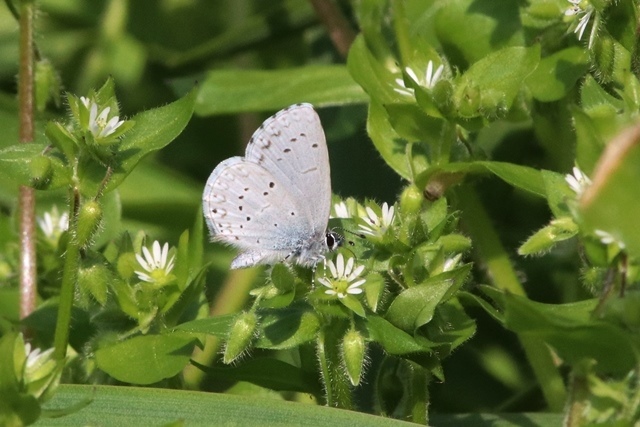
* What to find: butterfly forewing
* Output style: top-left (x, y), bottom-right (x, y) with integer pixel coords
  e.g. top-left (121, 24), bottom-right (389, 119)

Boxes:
top-left (203, 158), bottom-right (312, 251)
top-left (244, 103), bottom-right (331, 235)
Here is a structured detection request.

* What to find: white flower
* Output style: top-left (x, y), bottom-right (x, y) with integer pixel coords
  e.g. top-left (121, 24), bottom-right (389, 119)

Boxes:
top-left (594, 229), bottom-right (625, 249)
top-left (331, 200), bottom-right (362, 219)
top-left (565, 166), bottom-right (592, 196)
top-left (37, 206), bottom-right (69, 242)
top-left (406, 60), bottom-right (444, 89)
top-left (23, 342), bottom-right (55, 377)
top-left (443, 254), bottom-right (462, 272)
top-left (318, 253), bottom-right (366, 299)
top-left (565, 0), bottom-right (596, 49)
top-left (80, 96), bottom-right (125, 139)
top-left (394, 60), bottom-right (445, 96)
top-left (134, 241), bottom-right (176, 285)
top-left (394, 77), bottom-right (414, 97)
top-left (358, 202), bottom-right (395, 237)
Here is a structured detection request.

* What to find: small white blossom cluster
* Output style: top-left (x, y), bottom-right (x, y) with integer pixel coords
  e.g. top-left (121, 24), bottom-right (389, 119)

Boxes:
top-left (395, 60), bottom-right (445, 97)
top-left (135, 240), bottom-right (176, 285)
top-left (318, 253), bottom-right (366, 299)
top-left (565, 0), bottom-right (596, 49)
top-left (80, 96), bottom-right (125, 139)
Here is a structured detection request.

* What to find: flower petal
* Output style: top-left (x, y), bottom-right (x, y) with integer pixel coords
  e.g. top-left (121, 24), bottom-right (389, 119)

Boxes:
top-left (335, 253), bottom-right (345, 277)
top-left (344, 256), bottom-right (354, 277)
top-left (327, 259), bottom-right (338, 278)
top-left (317, 277), bottom-right (333, 288)
top-left (348, 264), bottom-right (365, 282)
top-left (135, 253), bottom-right (152, 272)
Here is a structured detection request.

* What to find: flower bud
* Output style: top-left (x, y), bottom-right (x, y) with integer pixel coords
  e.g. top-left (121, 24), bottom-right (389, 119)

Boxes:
top-left (76, 200), bottom-right (103, 247)
top-left (456, 83), bottom-right (481, 118)
top-left (342, 327), bottom-right (367, 386)
top-left (399, 185), bottom-right (423, 216)
top-left (518, 217), bottom-right (579, 256)
top-left (223, 311), bottom-right (258, 364)
top-left (29, 155), bottom-right (53, 189)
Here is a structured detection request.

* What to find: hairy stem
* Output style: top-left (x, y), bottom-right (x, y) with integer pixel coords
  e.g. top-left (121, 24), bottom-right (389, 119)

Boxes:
top-left (317, 323), bottom-right (353, 409)
top-left (53, 188), bottom-right (80, 360)
top-left (18, 0), bottom-right (37, 321)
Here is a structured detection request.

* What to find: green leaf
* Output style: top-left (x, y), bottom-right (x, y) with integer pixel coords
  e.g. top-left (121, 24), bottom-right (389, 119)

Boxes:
top-left (580, 125), bottom-right (640, 258)
top-left (541, 169), bottom-right (575, 218)
top-left (0, 143), bottom-right (70, 190)
top-left (384, 103), bottom-right (446, 149)
top-left (436, 0), bottom-right (525, 69)
top-left (503, 294), bottom-right (638, 374)
top-left (418, 161), bottom-right (546, 197)
top-left (173, 314), bottom-right (237, 336)
top-left (95, 334), bottom-right (197, 385)
top-left (339, 295), bottom-right (366, 318)
top-left (365, 315), bottom-right (425, 355)
top-left (79, 88), bottom-right (197, 196)
top-left (193, 66), bottom-right (367, 115)
top-left (386, 266), bottom-right (471, 332)
top-left (526, 47), bottom-right (589, 102)
top-left (423, 299), bottom-right (476, 354)
top-left (458, 291), bottom-right (504, 324)
top-left (255, 307), bottom-right (321, 350)
top-left (347, 35), bottom-right (400, 106)
top-left (270, 264), bottom-right (295, 293)
top-left (571, 106), bottom-right (605, 173)
top-left (191, 358), bottom-right (320, 395)
top-left (366, 101), bottom-right (412, 181)
top-left (162, 267), bottom-right (208, 327)
top-left (39, 384), bottom-right (427, 426)
top-left (453, 46), bottom-right (540, 118)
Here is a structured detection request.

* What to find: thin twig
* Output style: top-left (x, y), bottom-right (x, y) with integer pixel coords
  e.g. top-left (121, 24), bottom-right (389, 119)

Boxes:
top-left (308, 0), bottom-right (356, 59)
top-left (18, 0), bottom-right (37, 321)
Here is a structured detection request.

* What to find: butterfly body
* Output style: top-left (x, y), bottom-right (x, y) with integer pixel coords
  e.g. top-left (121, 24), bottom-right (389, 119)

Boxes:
top-left (203, 103), bottom-right (337, 269)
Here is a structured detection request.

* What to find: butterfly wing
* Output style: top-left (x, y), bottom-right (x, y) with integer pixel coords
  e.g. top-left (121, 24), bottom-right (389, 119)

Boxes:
top-left (203, 157), bottom-right (318, 268)
top-left (244, 103), bottom-right (331, 236)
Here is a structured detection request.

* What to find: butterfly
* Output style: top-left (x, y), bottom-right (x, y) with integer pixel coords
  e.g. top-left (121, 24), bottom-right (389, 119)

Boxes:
top-left (202, 103), bottom-right (342, 269)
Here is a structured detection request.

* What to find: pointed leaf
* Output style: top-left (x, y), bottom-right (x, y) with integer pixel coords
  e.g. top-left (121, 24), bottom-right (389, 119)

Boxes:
top-left (194, 66), bottom-right (367, 115)
top-left (95, 334), bottom-right (197, 385)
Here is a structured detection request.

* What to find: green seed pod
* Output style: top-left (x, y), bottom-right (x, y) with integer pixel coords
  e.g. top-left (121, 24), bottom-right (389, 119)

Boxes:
top-left (431, 79), bottom-right (454, 117)
top-left (35, 58), bottom-right (62, 112)
top-left (223, 311), bottom-right (258, 364)
top-left (592, 35), bottom-right (615, 84)
top-left (29, 155), bottom-right (53, 190)
top-left (342, 327), bottom-right (367, 386)
top-left (77, 260), bottom-right (111, 306)
top-left (76, 200), bottom-right (103, 248)
top-left (456, 83), bottom-right (481, 119)
top-left (518, 218), bottom-right (579, 256)
top-left (399, 185), bottom-right (423, 216)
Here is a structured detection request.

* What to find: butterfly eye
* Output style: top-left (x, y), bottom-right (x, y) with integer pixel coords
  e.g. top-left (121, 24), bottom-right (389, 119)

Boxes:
top-left (326, 232), bottom-right (343, 250)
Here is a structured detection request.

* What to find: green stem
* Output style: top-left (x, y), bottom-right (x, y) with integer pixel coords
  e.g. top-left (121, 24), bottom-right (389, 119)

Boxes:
top-left (53, 188), bottom-right (80, 360)
top-left (457, 185), bottom-right (567, 412)
top-left (408, 363), bottom-right (429, 424)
